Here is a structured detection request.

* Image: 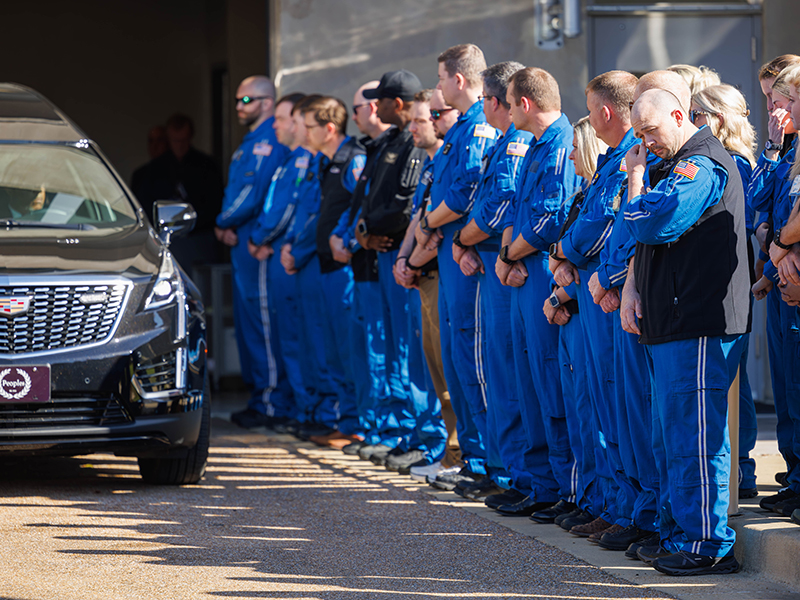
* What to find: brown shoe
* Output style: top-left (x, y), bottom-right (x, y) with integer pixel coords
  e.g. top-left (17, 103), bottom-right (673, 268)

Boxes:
top-left (588, 522), bottom-right (623, 544)
top-left (309, 431), bottom-right (364, 448)
top-left (570, 517), bottom-right (612, 537)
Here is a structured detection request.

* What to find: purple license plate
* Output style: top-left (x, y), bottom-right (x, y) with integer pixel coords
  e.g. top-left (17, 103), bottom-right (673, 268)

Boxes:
top-left (0, 366), bottom-right (51, 403)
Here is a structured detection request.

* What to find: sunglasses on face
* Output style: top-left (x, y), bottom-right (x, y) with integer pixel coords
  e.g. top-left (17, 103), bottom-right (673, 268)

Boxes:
top-left (236, 95), bottom-right (271, 105)
top-left (352, 102), bottom-right (373, 116)
top-left (689, 109), bottom-right (710, 124)
top-left (430, 107), bottom-right (456, 121)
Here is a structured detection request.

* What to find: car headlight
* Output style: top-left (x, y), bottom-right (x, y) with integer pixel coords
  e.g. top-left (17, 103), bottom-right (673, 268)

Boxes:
top-left (145, 251), bottom-right (182, 311)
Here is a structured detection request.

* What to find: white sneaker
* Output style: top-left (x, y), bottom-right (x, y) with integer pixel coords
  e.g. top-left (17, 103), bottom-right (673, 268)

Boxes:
top-left (425, 465), bottom-right (461, 485)
top-left (409, 461), bottom-right (442, 482)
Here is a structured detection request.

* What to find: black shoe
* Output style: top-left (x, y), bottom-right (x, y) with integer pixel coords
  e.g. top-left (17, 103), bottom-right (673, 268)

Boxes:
top-left (776, 494), bottom-right (800, 516)
top-left (530, 500), bottom-right (577, 524)
top-left (636, 544), bottom-right (672, 565)
top-left (554, 508), bottom-right (582, 527)
top-left (792, 508), bottom-right (800, 526)
top-left (559, 510), bottom-right (594, 531)
top-left (485, 488), bottom-right (527, 509)
top-left (430, 466), bottom-right (483, 491)
top-left (776, 471), bottom-right (789, 487)
top-left (385, 449), bottom-right (426, 472)
top-left (652, 550), bottom-right (740, 576)
top-left (454, 478), bottom-right (504, 501)
top-left (231, 408), bottom-right (288, 430)
top-left (495, 495), bottom-right (555, 517)
top-left (295, 422), bottom-right (334, 440)
top-left (760, 488), bottom-right (798, 512)
top-left (625, 532), bottom-right (660, 559)
top-left (598, 525), bottom-right (656, 551)
top-left (738, 487), bottom-right (758, 499)
top-left (358, 443), bottom-right (392, 461)
top-left (272, 418), bottom-right (300, 435)
top-left (342, 441), bottom-right (366, 455)
top-left (369, 445), bottom-right (398, 466)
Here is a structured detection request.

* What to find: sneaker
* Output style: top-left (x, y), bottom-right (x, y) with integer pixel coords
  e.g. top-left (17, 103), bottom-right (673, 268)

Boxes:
top-left (342, 441), bottom-right (366, 456)
top-left (429, 466), bottom-right (483, 491)
top-left (738, 487), bottom-right (758, 499)
top-left (570, 517), bottom-right (612, 538)
top-left (792, 508), bottom-right (800, 526)
top-left (560, 510), bottom-right (594, 531)
top-left (295, 422), bottom-right (334, 440)
top-left (530, 500), bottom-right (577, 524)
top-left (427, 465), bottom-right (461, 486)
top-left (625, 532), bottom-right (661, 559)
top-left (385, 449), bottom-right (427, 472)
top-left (369, 445), bottom-right (398, 466)
top-left (555, 508), bottom-right (583, 527)
top-left (485, 488), bottom-right (527, 509)
top-left (454, 478), bottom-right (504, 501)
top-left (409, 461), bottom-right (444, 482)
top-left (358, 443), bottom-right (392, 461)
top-left (759, 488), bottom-right (798, 512)
top-left (272, 419), bottom-right (300, 435)
top-left (775, 494), bottom-right (800, 517)
top-left (588, 523), bottom-right (622, 544)
top-left (652, 550), bottom-right (740, 576)
top-left (231, 408), bottom-right (288, 430)
top-left (776, 471), bottom-right (789, 487)
top-left (599, 525), bottom-right (657, 551)
top-left (636, 544), bottom-right (672, 565)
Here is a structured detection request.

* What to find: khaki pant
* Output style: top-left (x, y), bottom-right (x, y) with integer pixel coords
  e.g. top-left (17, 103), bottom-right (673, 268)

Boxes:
top-left (418, 270), bottom-right (462, 468)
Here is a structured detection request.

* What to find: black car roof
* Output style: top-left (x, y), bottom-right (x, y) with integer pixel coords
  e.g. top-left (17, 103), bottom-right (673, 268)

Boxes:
top-left (0, 83), bottom-right (86, 143)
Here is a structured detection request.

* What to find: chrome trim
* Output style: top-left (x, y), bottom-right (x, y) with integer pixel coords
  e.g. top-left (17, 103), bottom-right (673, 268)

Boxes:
top-left (0, 276), bottom-right (133, 359)
top-left (131, 346), bottom-right (187, 402)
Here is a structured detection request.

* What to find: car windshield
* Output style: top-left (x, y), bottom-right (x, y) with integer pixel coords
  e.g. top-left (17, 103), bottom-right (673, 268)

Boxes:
top-left (0, 143), bottom-right (136, 228)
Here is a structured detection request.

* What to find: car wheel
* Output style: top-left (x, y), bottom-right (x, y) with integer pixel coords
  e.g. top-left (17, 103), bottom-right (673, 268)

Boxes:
top-left (137, 374), bottom-right (211, 485)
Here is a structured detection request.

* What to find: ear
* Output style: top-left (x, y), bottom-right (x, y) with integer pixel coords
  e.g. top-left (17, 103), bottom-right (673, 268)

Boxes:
top-left (325, 121), bottom-right (337, 137)
top-left (521, 96), bottom-right (532, 113)
top-left (602, 105), bottom-right (612, 123)
top-left (394, 97), bottom-right (404, 112)
top-left (672, 109), bottom-right (685, 127)
top-left (455, 73), bottom-right (467, 91)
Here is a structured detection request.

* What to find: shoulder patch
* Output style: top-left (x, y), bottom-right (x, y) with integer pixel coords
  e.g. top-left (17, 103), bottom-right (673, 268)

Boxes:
top-left (673, 160), bottom-right (699, 180)
top-left (295, 156), bottom-right (309, 170)
top-left (253, 142), bottom-right (273, 156)
top-left (473, 124), bottom-right (496, 139)
top-left (791, 174), bottom-right (800, 196)
top-left (506, 142), bottom-right (530, 157)
top-left (619, 157), bottom-right (627, 172)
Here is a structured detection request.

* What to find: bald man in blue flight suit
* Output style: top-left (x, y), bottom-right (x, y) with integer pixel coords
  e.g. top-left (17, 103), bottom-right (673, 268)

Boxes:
top-left (621, 89), bottom-right (749, 576)
top-left (217, 75), bottom-right (292, 430)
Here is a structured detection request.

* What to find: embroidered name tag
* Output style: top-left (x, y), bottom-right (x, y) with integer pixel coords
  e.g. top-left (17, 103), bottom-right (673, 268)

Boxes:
top-left (474, 124), bottom-right (496, 139)
top-left (295, 156), bottom-right (309, 169)
top-left (384, 152), bottom-right (398, 164)
top-left (330, 167), bottom-right (341, 174)
top-left (507, 142), bottom-right (529, 157)
top-left (253, 142), bottom-right (273, 156)
top-left (673, 160), bottom-right (699, 180)
top-left (421, 171), bottom-right (433, 186)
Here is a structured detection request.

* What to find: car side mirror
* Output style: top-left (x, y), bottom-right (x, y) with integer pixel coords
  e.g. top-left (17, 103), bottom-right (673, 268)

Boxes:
top-left (153, 201), bottom-right (196, 245)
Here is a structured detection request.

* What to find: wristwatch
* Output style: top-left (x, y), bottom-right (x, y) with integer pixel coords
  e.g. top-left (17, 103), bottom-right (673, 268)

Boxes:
top-left (548, 291), bottom-right (561, 308)
top-left (499, 245), bottom-right (516, 265)
top-left (774, 227), bottom-right (792, 250)
top-left (419, 215), bottom-right (434, 234)
top-left (549, 242), bottom-right (562, 260)
top-left (357, 221), bottom-right (368, 236)
top-left (452, 229), bottom-right (467, 249)
top-left (765, 140), bottom-right (783, 152)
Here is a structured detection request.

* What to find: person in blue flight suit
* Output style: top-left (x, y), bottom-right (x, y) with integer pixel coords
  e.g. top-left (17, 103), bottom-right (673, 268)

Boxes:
top-left (449, 61), bottom-right (534, 504)
top-left (299, 96), bottom-right (367, 439)
top-left (216, 75), bottom-right (292, 430)
top-left (690, 83), bottom-right (760, 500)
top-left (573, 72), bottom-right (660, 551)
top-left (354, 70), bottom-right (447, 470)
top-left (247, 92), bottom-right (310, 425)
top-left (620, 89), bottom-right (750, 576)
top-left (495, 66), bottom-right (578, 517)
top-left (414, 43), bottom-right (496, 491)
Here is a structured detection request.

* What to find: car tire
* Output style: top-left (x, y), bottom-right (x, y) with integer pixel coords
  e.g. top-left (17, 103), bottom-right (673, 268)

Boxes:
top-left (137, 374), bottom-right (210, 485)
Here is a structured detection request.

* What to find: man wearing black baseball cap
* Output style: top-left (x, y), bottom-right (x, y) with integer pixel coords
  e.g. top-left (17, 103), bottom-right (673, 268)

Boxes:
top-left (354, 69), bottom-right (447, 474)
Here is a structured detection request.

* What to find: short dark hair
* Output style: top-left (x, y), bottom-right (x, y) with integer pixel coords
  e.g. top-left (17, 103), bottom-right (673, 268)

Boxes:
top-left (302, 96), bottom-right (348, 135)
top-left (586, 70), bottom-right (638, 121)
top-left (509, 67), bottom-right (560, 112)
top-left (437, 44), bottom-right (487, 88)
top-left (414, 89), bottom-right (434, 104)
top-left (276, 92), bottom-right (306, 110)
top-left (481, 61), bottom-right (524, 109)
top-left (292, 94), bottom-right (322, 116)
top-left (165, 113), bottom-right (194, 137)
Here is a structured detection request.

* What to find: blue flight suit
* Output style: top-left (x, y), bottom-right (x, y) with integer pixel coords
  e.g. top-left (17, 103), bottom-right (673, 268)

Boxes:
top-left (429, 101), bottom-right (496, 474)
top-left (249, 147), bottom-right (314, 420)
top-left (464, 123), bottom-right (533, 490)
top-left (505, 113), bottom-right (578, 504)
top-left (625, 150), bottom-right (745, 558)
top-left (592, 130), bottom-right (659, 533)
top-left (216, 118), bottom-right (292, 417)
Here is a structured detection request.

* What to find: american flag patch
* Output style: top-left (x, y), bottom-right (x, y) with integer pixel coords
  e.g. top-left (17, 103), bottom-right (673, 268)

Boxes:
top-left (474, 124), bottom-right (496, 139)
top-left (619, 157), bottom-right (627, 172)
top-left (673, 160), bottom-right (699, 180)
top-left (506, 142), bottom-right (529, 157)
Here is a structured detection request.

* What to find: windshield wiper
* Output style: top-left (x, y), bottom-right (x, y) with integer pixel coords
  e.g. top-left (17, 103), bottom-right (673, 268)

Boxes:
top-left (1, 219), bottom-right (96, 230)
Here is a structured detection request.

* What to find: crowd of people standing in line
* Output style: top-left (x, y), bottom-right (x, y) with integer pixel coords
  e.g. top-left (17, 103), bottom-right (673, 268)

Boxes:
top-left (207, 44), bottom-right (800, 578)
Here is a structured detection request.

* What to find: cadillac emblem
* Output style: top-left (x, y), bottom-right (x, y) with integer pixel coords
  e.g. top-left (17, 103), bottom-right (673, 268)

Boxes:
top-left (0, 296), bottom-right (31, 317)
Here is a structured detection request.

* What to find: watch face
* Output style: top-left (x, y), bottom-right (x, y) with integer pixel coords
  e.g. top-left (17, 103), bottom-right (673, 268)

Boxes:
top-left (549, 295), bottom-right (559, 307)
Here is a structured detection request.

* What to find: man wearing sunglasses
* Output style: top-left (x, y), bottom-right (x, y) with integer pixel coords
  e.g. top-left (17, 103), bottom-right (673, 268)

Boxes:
top-left (216, 75), bottom-right (293, 431)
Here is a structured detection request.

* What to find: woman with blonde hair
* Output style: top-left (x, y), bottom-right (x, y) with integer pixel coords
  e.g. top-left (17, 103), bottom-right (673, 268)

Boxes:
top-left (668, 64), bottom-right (721, 96)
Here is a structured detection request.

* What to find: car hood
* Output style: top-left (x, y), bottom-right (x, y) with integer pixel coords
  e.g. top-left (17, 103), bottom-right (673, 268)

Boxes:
top-left (0, 223), bottom-right (161, 278)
